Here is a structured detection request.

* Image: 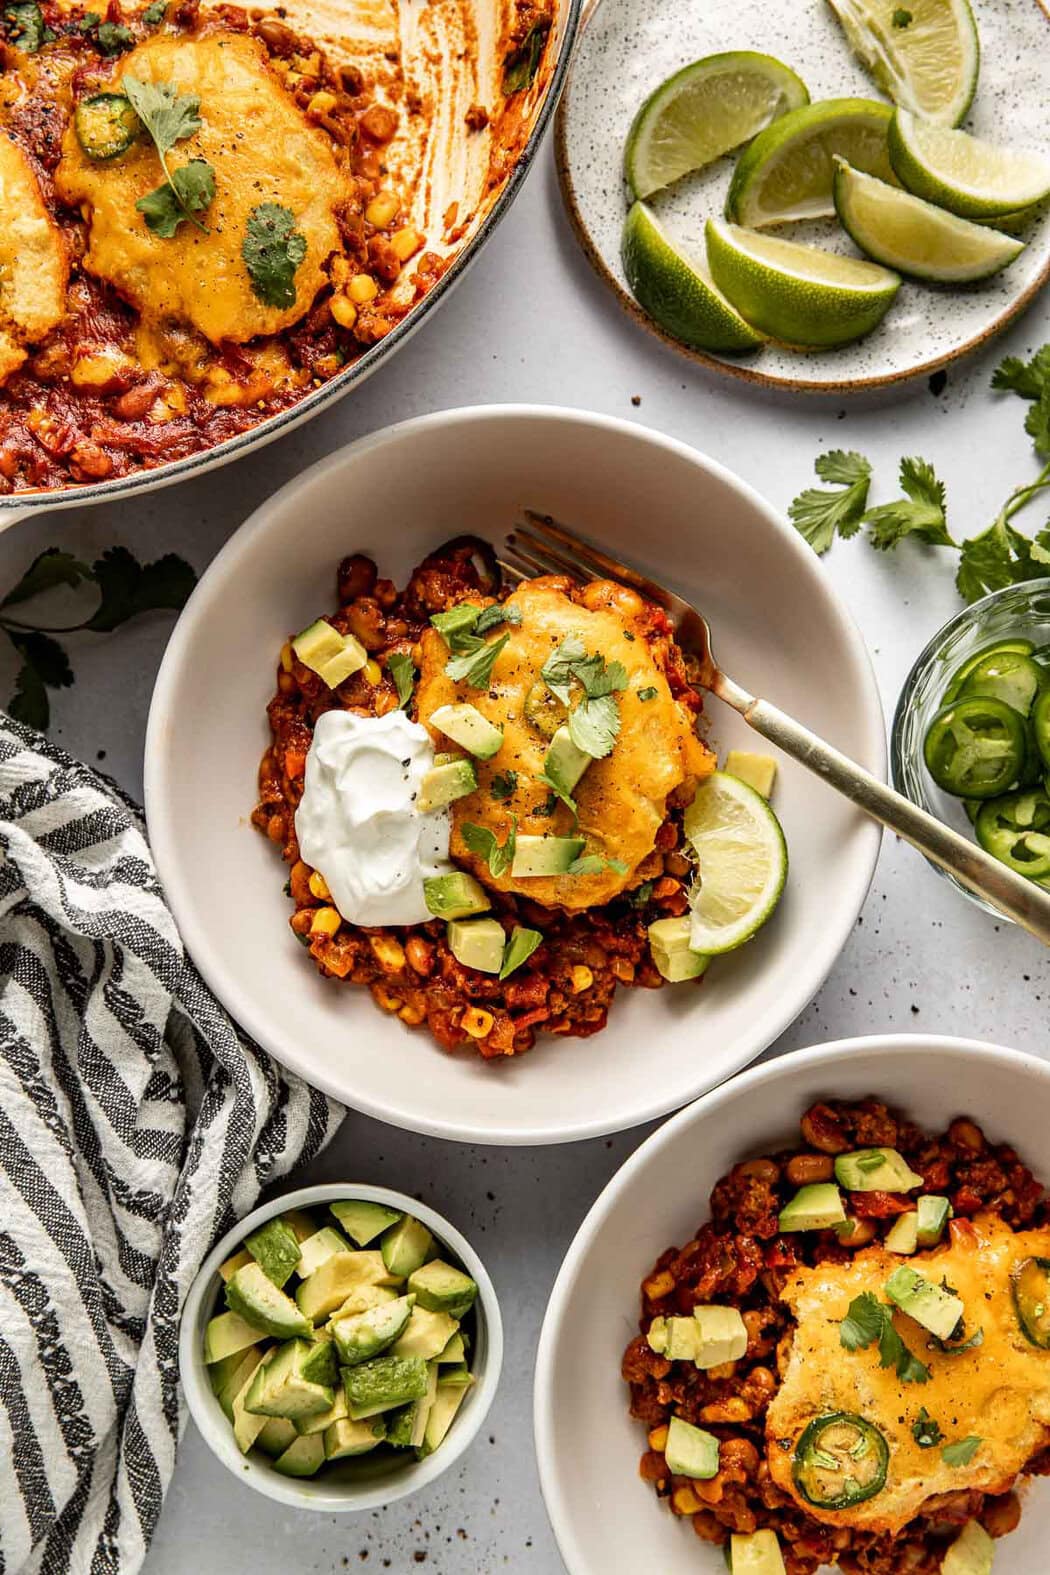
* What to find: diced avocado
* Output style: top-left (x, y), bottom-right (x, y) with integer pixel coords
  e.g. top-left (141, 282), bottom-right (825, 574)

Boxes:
top-left (834, 1148), bottom-right (924, 1194)
top-left (331, 1295), bottom-right (415, 1367)
top-left (693, 1306), bottom-right (748, 1368)
top-left (256, 1416), bottom-right (298, 1458)
top-left (885, 1212), bottom-right (919, 1256)
top-left (387, 1363), bottom-right (439, 1449)
top-left (218, 1247), bottom-right (253, 1284)
top-left (423, 872), bottom-right (491, 920)
top-left (295, 1251), bottom-right (400, 1323)
top-left (941, 1520), bottom-right (994, 1575)
top-left (885, 1266), bottom-right (965, 1342)
top-left (299, 1338), bottom-right (339, 1387)
top-left (724, 752), bottom-right (778, 800)
top-left (391, 1306), bottom-right (459, 1362)
top-left (407, 1260), bottom-right (478, 1319)
top-left (217, 1346), bottom-right (266, 1423)
top-left (208, 1347), bottom-right (253, 1397)
top-left (834, 1216), bottom-right (869, 1244)
top-left (344, 1354), bottom-right (430, 1419)
top-left (729, 1528), bottom-right (787, 1575)
top-left (324, 1416), bottom-right (386, 1460)
top-left (226, 1263), bottom-right (313, 1340)
top-left (330, 1200), bottom-right (402, 1246)
top-left (271, 1432), bottom-right (326, 1477)
top-left (245, 1218), bottom-right (301, 1289)
top-left (647, 916), bottom-right (710, 983)
top-left (778, 1183), bottom-right (846, 1233)
top-left (381, 1216), bottom-right (434, 1278)
top-left (326, 1285), bottom-right (399, 1324)
top-left (664, 1416), bottom-right (720, 1480)
top-left (295, 1388), bottom-right (348, 1436)
top-left (244, 1340), bottom-right (335, 1421)
top-left (417, 758), bottom-right (478, 813)
top-left (646, 1315), bottom-right (699, 1361)
top-left (429, 703), bottom-right (504, 760)
top-left (419, 1378), bottom-right (470, 1458)
top-left (204, 1309), bottom-right (265, 1364)
top-left (297, 1225), bottom-right (352, 1279)
top-left (544, 726), bottom-right (591, 794)
top-left (292, 619), bottom-right (367, 689)
top-left (232, 1354), bottom-right (271, 1452)
top-left (917, 1195), bottom-right (953, 1247)
top-left (439, 1362), bottom-right (473, 1388)
top-left (511, 834), bottom-right (586, 877)
top-left (437, 1330), bottom-right (467, 1364)
top-left (281, 1209), bottom-right (321, 1243)
top-left (447, 917), bottom-right (505, 974)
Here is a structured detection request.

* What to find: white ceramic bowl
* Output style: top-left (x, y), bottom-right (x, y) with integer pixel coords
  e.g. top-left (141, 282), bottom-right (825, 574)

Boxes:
top-left (179, 1182), bottom-right (502, 1512)
top-left (534, 1034), bottom-right (1050, 1574)
top-left (145, 405), bottom-right (884, 1145)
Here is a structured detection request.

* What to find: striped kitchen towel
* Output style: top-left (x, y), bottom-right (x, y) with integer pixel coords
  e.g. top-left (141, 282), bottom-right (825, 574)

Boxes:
top-left (0, 716), bottom-right (344, 1574)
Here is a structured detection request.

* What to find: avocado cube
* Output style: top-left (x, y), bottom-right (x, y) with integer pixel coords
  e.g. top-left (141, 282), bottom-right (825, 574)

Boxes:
top-left (648, 916), bottom-right (710, 983)
top-left (295, 1251), bottom-right (400, 1323)
top-left (692, 1306), bottom-right (747, 1368)
top-left (417, 758), bottom-right (478, 813)
top-left (280, 1209), bottom-right (320, 1243)
top-left (916, 1195), bottom-right (952, 1246)
top-left (423, 872), bottom-right (491, 920)
top-left (231, 1354), bottom-right (271, 1453)
top-left (217, 1346), bottom-right (266, 1423)
top-left (391, 1305), bottom-right (460, 1362)
top-left (226, 1262), bottom-right (313, 1340)
top-left (941, 1520), bottom-right (994, 1575)
top-left (437, 1330), bottom-right (467, 1364)
top-left (381, 1216), bottom-right (433, 1278)
top-left (387, 1363), bottom-right (439, 1449)
top-left (299, 1338), bottom-right (339, 1387)
top-left (344, 1355), bottom-right (429, 1419)
top-left (324, 1416), bottom-right (386, 1461)
top-left (729, 1528), bottom-right (787, 1575)
top-left (446, 917), bottom-right (505, 974)
top-left (245, 1218), bottom-right (302, 1289)
top-left (256, 1416), bottom-right (298, 1458)
top-left (664, 1417), bottom-right (719, 1480)
top-left (407, 1260), bottom-right (478, 1319)
top-left (331, 1294), bottom-right (415, 1367)
top-left (217, 1247), bottom-right (253, 1284)
top-left (297, 1225), bottom-right (352, 1279)
top-left (295, 1388), bottom-right (348, 1437)
top-left (646, 1315), bottom-right (700, 1362)
top-left (208, 1346), bottom-right (255, 1397)
top-left (885, 1266), bottom-right (965, 1342)
top-left (419, 1378), bottom-right (470, 1458)
top-left (272, 1432), bottom-right (326, 1478)
top-left (724, 752), bottom-right (778, 800)
top-left (204, 1309), bottom-right (266, 1364)
top-left (292, 619), bottom-right (367, 689)
top-left (777, 1183), bottom-right (846, 1233)
top-left (428, 702), bottom-right (504, 760)
top-left (330, 1200), bottom-right (402, 1247)
top-left (834, 1148), bottom-right (924, 1194)
top-left (543, 726), bottom-right (591, 794)
top-left (885, 1211), bottom-right (919, 1255)
top-left (326, 1285), bottom-right (399, 1324)
top-left (243, 1339), bottom-right (335, 1421)
top-left (510, 833), bottom-right (585, 878)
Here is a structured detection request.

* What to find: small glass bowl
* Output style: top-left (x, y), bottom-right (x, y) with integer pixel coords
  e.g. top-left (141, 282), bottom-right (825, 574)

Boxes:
top-left (891, 578), bottom-right (1050, 921)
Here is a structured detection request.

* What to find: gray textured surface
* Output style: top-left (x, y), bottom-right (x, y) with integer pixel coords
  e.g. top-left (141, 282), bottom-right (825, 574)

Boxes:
top-left (2, 132), bottom-right (1049, 1574)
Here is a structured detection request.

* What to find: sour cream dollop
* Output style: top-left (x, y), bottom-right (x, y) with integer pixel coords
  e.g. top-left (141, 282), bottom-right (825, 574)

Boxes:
top-left (295, 709), bottom-right (451, 927)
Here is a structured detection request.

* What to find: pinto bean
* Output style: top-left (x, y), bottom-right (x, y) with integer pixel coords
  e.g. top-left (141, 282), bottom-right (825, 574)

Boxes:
top-left (786, 1153), bottom-right (834, 1185)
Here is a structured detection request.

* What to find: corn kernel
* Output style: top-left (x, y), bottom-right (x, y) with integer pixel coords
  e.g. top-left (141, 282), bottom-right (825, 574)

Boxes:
top-left (329, 294), bottom-right (358, 330)
top-left (461, 1007), bottom-right (494, 1039)
top-left (308, 871), bottom-right (331, 900)
top-left (398, 1002), bottom-right (426, 1026)
top-left (365, 191), bottom-right (400, 229)
top-left (370, 935), bottom-right (406, 972)
top-left (310, 907), bottom-right (342, 938)
top-left (643, 1268), bottom-right (676, 1300)
top-left (389, 225), bottom-right (423, 262)
top-left (647, 1425), bottom-right (669, 1453)
top-left (570, 965), bottom-right (593, 993)
top-left (348, 273), bottom-right (379, 304)
top-left (280, 641), bottom-right (294, 673)
top-left (672, 1486), bottom-right (700, 1516)
top-left (307, 89), bottom-right (338, 115)
top-left (363, 659), bottom-right (382, 685)
top-left (373, 985), bottom-right (403, 1013)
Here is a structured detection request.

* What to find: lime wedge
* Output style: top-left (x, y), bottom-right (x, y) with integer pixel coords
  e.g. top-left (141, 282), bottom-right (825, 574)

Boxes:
top-left (833, 158), bottom-right (1025, 282)
top-left (726, 99), bottom-right (895, 227)
top-left (624, 51), bottom-right (809, 200)
top-left (684, 771), bottom-right (787, 954)
top-left (705, 218), bottom-right (900, 348)
top-left (826, 0), bottom-right (979, 127)
top-left (622, 202), bottom-right (766, 354)
top-left (888, 109), bottom-right (1050, 222)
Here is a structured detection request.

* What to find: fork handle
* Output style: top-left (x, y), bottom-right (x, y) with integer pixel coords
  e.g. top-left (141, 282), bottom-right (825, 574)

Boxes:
top-left (736, 691), bottom-right (1050, 948)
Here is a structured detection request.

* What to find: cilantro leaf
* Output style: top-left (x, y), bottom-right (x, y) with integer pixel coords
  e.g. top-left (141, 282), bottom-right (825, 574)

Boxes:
top-left (992, 346), bottom-right (1050, 400)
top-left (79, 10), bottom-right (100, 27)
top-left (789, 450), bottom-right (872, 554)
top-left (540, 637), bottom-right (588, 705)
top-left (8, 662), bottom-right (50, 730)
top-left (9, 631), bottom-right (73, 690)
top-left (840, 1291), bottom-right (885, 1351)
top-left (142, 0), bottom-right (167, 21)
top-left (574, 653), bottom-right (628, 699)
top-left (123, 76), bottom-right (211, 235)
top-left (567, 854), bottom-right (629, 876)
top-left (864, 457), bottom-right (953, 550)
top-left (1026, 387), bottom-right (1050, 459)
top-left (84, 548), bottom-right (196, 632)
top-left (912, 1408), bottom-right (944, 1448)
top-left (123, 75), bottom-right (201, 157)
top-left (942, 1436), bottom-right (982, 1467)
top-left (502, 18), bottom-right (549, 93)
top-left (629, 880), bottom-right (654, 907)
top-left (955, 516), bottom-right (1044, 604)
top-left (3, 2), bottom-right (49, 51)
top-left (934, 1324), bottom-right (984, 1354)
top-left (445, 630), bottom-right (510, 689)
top-left (569, 692), bottom-right (621, 759)
top-left (137, 160), bottom-right (215, 237)
top-left (638, 686), bottom-right (658, 702)
top-left (243, 203), bottom-right (307, 308)
top-left (461, 818), bottom-right (516, 878)
top-left (499, 925), bottom-right (541, 980)
top-left (539, 640), bottom-right (626, 759)
top-left (96, 20), bottom-right (133, 53)
top-left (892, 6), bottom-right (912, 22)
top-left (536, 771), bottom-right (577, 820)
top-left (490, 770), bottom-right (518, 801)
top-left (1, 548), bottom-right (90, 609)
top-left (475, 603), bottom-right (521, 636)
top-left (386, 652), bottom-right (415, 709)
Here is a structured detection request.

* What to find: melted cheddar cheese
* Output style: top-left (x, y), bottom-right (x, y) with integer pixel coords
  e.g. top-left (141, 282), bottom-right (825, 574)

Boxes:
top-left (0, 133), bottom-right (68, 387)
top-left (55, 33), bottom-right (346, 345)
top-left (414, 578), bottom-right (714, 908)
top-left (766, 1213), bottom-right (1050, 1534)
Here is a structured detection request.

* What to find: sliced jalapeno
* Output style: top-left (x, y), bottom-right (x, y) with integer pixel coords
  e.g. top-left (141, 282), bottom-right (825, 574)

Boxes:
top-left (944, 638), bottom-right (1035, 704)
top-left (959, 649), bottom-right (1046, 717)
top-left (1012, 1256), bottom-right (1050, 1347)
top-left (924, 696), bottom-right (1028, 800)
top-left (1033, 690), bottom-right (1050, 774)
top-left (975, 789), bottom-right (1050, 879)
top-left (523, 680), bottom-right (566, 739)
top-left (74, 92), bottom-right (140, 161)
top-left (794, 1413), bottom-right (889, 1509)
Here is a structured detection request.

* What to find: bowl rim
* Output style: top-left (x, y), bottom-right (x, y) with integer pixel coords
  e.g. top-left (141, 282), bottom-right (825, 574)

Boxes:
top-left (533, 1032), bottom-right (1050, 1573)
top-left (144, 402), bottom-right (886, 1145)
top-left (178, 1180), bottom-right (503, 1513)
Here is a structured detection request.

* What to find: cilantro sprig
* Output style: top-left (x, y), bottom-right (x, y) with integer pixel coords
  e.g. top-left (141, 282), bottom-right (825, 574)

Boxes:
top-left (461, 818), bottom-right (516, 878)
top-left (839, 1291), bottom-right (930, 1384)
top-left (941, 1435), bottom-right (982, 1467)
top-left (790, 344), bottom-right (1050, 603)
top-left (540, 637), bottom-right (628, 761)
top-left (386, 652), bottom-right (415, 709)
top-left (123, 76), bottom-right (215, 237)
top-left (243, 204), bottom-right (307, 308)
top-left (445, 630), bottom-right (511, 690)
top-left (911, 1408), bottom-right (943, 1448)
top-left (3, 2), bottom-right (53, 52)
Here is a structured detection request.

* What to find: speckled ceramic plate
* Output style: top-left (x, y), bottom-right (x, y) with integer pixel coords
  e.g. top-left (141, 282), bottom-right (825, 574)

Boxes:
top-left (556, 0), bottom-right (1050, 391)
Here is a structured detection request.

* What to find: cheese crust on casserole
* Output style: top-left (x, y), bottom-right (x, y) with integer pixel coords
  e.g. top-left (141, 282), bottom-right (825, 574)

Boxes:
top-left (56, 32), bottom-right (346, 346)
top-left (0, 134), bottom-right (69, 386)
top-left (766, 1213), bottom-right (1050, 1534)
top-left (415, 577), bottom-right (715, 908)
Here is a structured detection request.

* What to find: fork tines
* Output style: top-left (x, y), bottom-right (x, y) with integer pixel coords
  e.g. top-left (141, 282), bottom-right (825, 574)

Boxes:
top-left (503, 510), bottom-right (671, 610)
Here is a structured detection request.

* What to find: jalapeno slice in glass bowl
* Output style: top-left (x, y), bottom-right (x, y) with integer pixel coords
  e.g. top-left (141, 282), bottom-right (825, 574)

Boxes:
top-left (959, 649), bottom-right (1046, 717)
top-left (943, 638), bottom-right (1036, 704)
top-left (975, 789), bottom-right (1050, 878)
top-left (793, 1413), bottom-right (889, 1510)
top-left (1033, 690), bottom-right (1050, 774)
top-left (1012, 1256), bottom-right (1050, 1347)
top-left (923, 695), bottom-right (1028, 799)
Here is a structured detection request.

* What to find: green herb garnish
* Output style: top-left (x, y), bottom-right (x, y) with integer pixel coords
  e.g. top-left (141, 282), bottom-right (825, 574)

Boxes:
top-left (839, 1291), bottom-right (930, 1384)
top-left (499, 925), bottom-right (541, 979)
top-left (387, 652), bottom-right (415, 709)
top-left (540, 638), bottom-right (627, 761)
top-left (567, 854), bottom-right (629, 876)
top-left (96, 19), bottom-right (133, 52)
top-left (432, 602), bottom-right (521, 655)
top-left (142, 0), bottom-right (167, 21)
top-left (892, 7), bottom-right (913, 25)
top-left (637, 686), bottom-right (658, 702)
top-left (490, 770), bottom-right (518, 801)
top-left (3, 2), bottom-right (52, 50)
top-left (911, 1408), bottom-right (943, 1448)
top-left (629, 880), bottom-right (654, 907)
top-left (445, 630), bottom-right (510, 690)
top-left (461, 817), bottom-right (516, 878)
top-left (243, 202), bottom-right (307, 307)
top-left (502, 18), bottom-right (550, 93)
top-left (941, 1436), bottom-right (982, 1467)
top-left (123, 76), bottom-right (214, 236)
top-left (137, 160), bottom-right (214, 238)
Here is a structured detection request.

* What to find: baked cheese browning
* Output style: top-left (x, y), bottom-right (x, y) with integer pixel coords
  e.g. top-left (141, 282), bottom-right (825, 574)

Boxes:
top-left (55, 33), bottom-right (346, 346)
top-left (414, 577), bottom-right (714, 908)
top-left (766, 1213), bottom-right (1050, 1535)
top-left (0, 133), bottom-right (69, 387)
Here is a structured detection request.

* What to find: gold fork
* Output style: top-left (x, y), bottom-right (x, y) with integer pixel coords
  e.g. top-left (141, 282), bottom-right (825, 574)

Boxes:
top-left (500, 510), bottom-right (1050, 948)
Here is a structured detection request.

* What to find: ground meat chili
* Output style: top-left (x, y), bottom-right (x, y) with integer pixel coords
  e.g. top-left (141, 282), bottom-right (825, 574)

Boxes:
top-left (622, 1099), bottom-right (1050, 1573)
top-left (252, 538), bottom-right (707, 1060)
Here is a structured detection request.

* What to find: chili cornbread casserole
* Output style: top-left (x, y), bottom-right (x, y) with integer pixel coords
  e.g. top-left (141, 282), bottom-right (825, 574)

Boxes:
top-left (623, 1098), bottom-right (1050, 1573)
top-left (0, 0), bottom-right (553, 492)
top-left (252, 537), bottom-right (776, 1060)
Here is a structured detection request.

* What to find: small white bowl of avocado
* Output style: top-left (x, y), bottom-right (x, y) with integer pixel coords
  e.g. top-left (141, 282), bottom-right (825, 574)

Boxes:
top-left (179, 1182), bottom-right (502, 1510)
